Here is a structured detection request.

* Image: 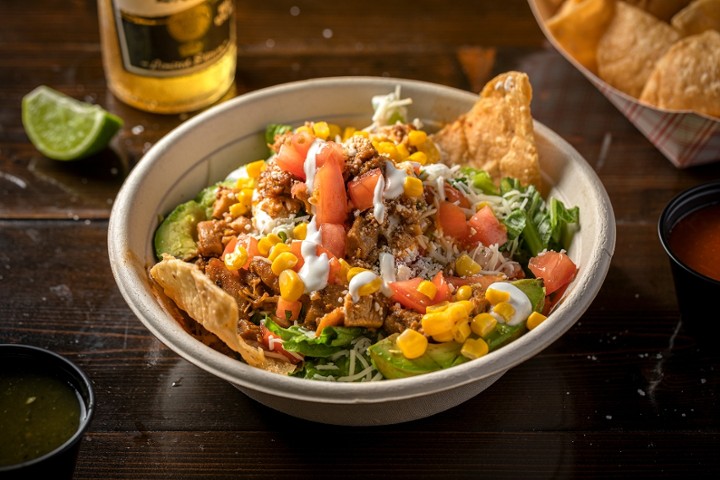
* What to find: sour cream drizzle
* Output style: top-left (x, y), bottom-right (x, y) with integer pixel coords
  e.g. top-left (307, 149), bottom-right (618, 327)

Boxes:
top-left (487, 281), bottom-right (532, 326)
top-left (303, 138), bottom-right (325, 192)
top-left (348, 270), bottom-right (379, 303)
top-left (298, 218), bottom-right (330, 293)
top-left (372, 160), bottom-right (408, 224)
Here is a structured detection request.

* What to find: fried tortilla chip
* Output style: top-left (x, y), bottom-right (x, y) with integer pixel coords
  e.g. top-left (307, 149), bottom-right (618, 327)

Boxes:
top-left (430, 71), bottom-right (542, 191)
top-left (639, 30), bottom-right (720, 118)
top-left (671, 0), bottom-right (720, 37)
top-left (149, 255), bottom-right (296, 375)
top-left (622, 0), bottom-right (692, 21)
top-left (596, 1), bottom-right (681, 98)
top-left (546, 0), bottom-right (616, 73)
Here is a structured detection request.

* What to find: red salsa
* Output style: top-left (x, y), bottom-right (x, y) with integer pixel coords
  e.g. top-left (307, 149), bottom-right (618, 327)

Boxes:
top-left (668, 203), bottom-right (720, 282)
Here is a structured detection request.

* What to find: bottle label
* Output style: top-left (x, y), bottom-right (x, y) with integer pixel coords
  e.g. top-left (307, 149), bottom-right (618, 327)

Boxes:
top-left (111, 0), bottom-right (234, 77)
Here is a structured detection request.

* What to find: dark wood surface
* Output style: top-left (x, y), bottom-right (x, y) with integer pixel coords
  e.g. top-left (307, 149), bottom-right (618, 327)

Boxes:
top-left (2, 1), bottom-right (719, 478)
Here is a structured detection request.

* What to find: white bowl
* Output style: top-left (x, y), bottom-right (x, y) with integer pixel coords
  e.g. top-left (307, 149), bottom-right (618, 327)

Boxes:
top-left (108, 76), bottom-right (615, 426)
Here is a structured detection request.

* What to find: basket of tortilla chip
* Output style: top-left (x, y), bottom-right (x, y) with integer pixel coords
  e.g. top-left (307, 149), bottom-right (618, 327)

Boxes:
top-left (529, 0), bottom-right (720, 168)
top-left (108, 74), bottom-right (615, 425)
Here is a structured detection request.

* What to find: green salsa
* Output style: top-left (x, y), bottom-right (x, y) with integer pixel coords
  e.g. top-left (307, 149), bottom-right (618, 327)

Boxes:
top-left (0, 370), bottom-right (82, 466)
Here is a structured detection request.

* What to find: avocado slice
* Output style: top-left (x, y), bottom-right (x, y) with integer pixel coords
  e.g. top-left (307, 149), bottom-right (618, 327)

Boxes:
top-left (368, 334), bottom-right (468, 379)
top-left (153, 199), bottom-right (207, 261)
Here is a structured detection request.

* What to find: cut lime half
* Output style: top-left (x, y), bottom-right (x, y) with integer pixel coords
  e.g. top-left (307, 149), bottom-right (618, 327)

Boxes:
top-left (22, 86), bottom-right (123, 161)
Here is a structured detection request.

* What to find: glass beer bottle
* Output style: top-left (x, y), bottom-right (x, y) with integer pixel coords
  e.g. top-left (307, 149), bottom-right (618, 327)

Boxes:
top-left (97, 0), bottom-right (237, 114)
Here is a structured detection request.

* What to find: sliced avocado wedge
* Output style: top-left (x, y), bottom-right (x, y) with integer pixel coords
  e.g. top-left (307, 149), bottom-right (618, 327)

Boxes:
top-left (153, 200), bottom-right (207, 261)
top-left (368, 334), bottom-right (468, 379)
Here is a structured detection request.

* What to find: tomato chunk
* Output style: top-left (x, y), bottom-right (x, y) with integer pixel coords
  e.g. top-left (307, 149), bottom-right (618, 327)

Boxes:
top-left (388, 272), bottom-right (452, 314)
top-left (528, 250), bottom-right (577, 295)
top-left (314, 153), bottom-right (348, 224)
top-left (437, 201), bottom-right (470, 240)
top-left (320, 223), bottom-right (346, 259)
top-left (347, 168), bottom-right (382, 211)
top-left (262, 324), bottom-right (303, 363)
top-left (468, 205), bottom-right (508, 247)
top-left (275, 130), bottom-right (315, 180)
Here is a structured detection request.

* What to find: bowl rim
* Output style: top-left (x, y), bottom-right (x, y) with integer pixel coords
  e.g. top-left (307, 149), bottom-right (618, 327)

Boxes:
top-left (109, 75), bottom-right (615, 404)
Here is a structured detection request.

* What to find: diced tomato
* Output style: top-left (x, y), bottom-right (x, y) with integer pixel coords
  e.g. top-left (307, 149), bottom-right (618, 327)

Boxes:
top-left (314, 155), bottom-right (348, 225)
top-left (221, 235), bottom-right (258, 269)
top-left (347, 168), bottom-right (382, 211)
top-left (528, 250), bottom-right (578, 295)
top-left (315, 140), bottom-right (345, 170)
top-left (444, 183), bottom-right (471, 208)
top-left (468, 205), bottom-right (508, 247)
top-left (437, 201), bottom-right (470, 240)
top-left (388, 272), bottom-right (452, 314)
top-left (320, 223), bottom-right (346, 259)
top-left (262, 324), bottom-right (303, 363)
top-left (275, 130), bottom-right (315, 180)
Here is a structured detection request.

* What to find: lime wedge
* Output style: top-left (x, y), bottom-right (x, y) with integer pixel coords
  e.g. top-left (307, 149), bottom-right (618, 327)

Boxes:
top-left (22, 86), bottom-right (123, 161)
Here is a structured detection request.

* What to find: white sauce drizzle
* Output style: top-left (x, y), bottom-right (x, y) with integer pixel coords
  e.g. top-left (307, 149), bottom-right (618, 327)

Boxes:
top-left (379, 252), bottom-right (396, 296)
top-left (298, 218), bottom-right (330, 293)
top-left (348, 270), bottom-right (379, 303)
top-left (373, 175), bottom-right (386, 223)
top-left (487, 281), bottom-right (532, 326)
top-left (383, 160), bottom-right (406, 199)
top-left (303, 138), bottom-right (325, 193)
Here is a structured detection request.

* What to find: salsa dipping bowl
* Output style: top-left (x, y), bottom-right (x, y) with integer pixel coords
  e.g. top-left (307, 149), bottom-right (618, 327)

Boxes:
top-left (108, 76), bottom-right (615, 425)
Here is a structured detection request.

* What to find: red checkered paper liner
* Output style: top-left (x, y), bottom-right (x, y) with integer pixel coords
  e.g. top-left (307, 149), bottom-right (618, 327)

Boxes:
top-left (528, 0), bottom-right (720, 168)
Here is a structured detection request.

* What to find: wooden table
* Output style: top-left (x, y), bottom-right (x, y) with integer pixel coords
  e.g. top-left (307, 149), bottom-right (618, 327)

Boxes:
top-left (2, 1), bottom-right (719, 478)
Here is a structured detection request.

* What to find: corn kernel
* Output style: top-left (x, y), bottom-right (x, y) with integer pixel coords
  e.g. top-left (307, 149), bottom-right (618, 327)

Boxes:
top-left (312, 121), bottom-right (330, 140)
top-left (493, 302), bottom-right (515, 322)
top-left (461, 337), bottom-right (489, 360)
top-left (453, 319), bottom-right (472, 343)
top-left (377, 141), bottom-right (399, 160)
top-left (432, 331), bottom-right (455, 343)
top-left (358, 277), bottom-right (383, 296)
top-left (295, 125), bottom-right (312, 134)
top-left (235, 177), bottom-right (254, 190)
top-left (417, 280), bottom-right (437, 299)
top-left (279, 269), bottom-right (304, 302)
top-left (417, 139), bottom-right (441, 164)
top-left (246, 160), bottom-right (266, 179)
top-left (343, 126), bottom-right (357, 140)
top-left (395, 142), bottom-right (410, 160)
top-left (224, 245), bottom-right (248, 271)
top-left (353, 129), bottom-right (369, 138)
top-left (485, 287), bottom-right (510, 305)
top-left (271, 252), bottom-right (299, 276)
top-left (268, 242), bottom-right (291, 261)
top-left (407, 129), bottom-right (427, 146)
top-left (328, 123), bottom-right (342, 140)
top-left (337, 258), bottom-right (351, 283)
top-left (446, 302), bottom-right (470, 323)
top-left (229, 202), bottom-right (248, 217)
top-left (471, 313), bottom-right (497, 338)
top-left (293, 222), bottom-right (307, 240)
top-left (455, 285), bottom-right (473, 301)
top-left (347, 266), bottom-right (368, 282)
top-left (408, 151), bottom-right (427, 165)
top-left (238, 188), bottom-right (254, 205)
top-left (527, 311), bottom-right (547, 330)
top-left (426, 301), bottom-right (449, 313)
top-left (421, 312), bottom-right (454, 337)
top-left (403, 176), bottom-right (424, 198)
top-left (455, 254), bottom-right (482, 276)
top-left (455, 300), bottom-right (475, 315)
top-left (257, 233), bottom-right (282, 256)
top-left (396, 329), bottom-right (428, 359)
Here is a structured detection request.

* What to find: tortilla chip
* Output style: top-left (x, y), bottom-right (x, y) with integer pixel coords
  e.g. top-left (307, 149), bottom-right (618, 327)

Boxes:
top-left (622, 0), bottom-right (692, 21)
top-left (639, 30), bottom-right (720, 118)
top-left (149, 255), bottom-right (296, 375)
top-left (546, 0), bottom-right (616, 73)
top-left (596, 1), bottom-right (681, 98)
top-left (671, 0), bottom-right (720, 37)
top-left (431, 71), bottom-right (542, 191)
